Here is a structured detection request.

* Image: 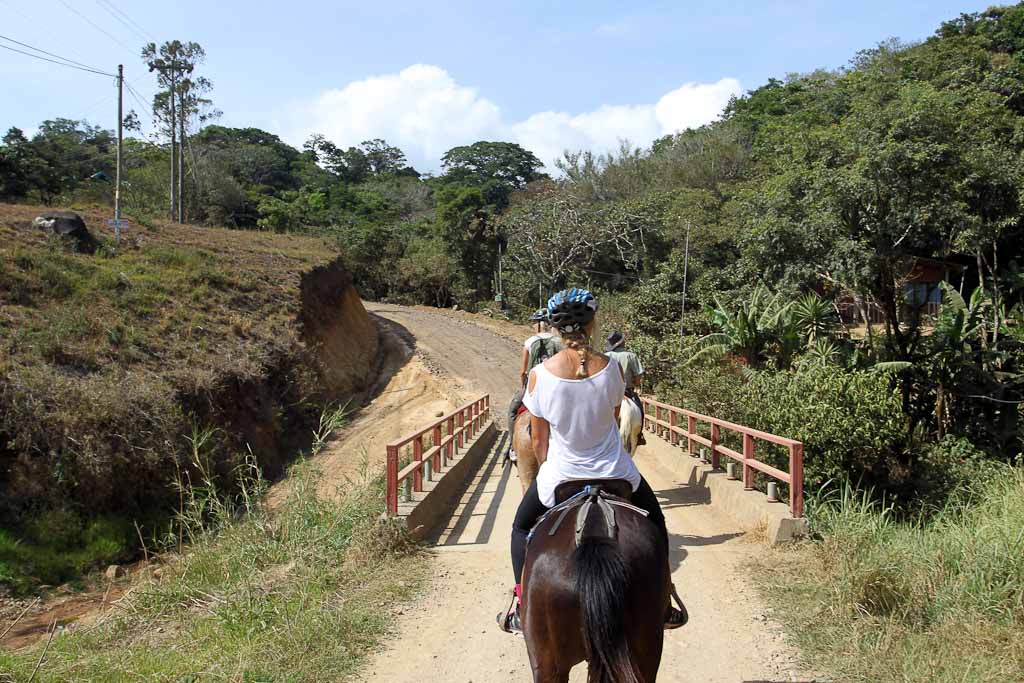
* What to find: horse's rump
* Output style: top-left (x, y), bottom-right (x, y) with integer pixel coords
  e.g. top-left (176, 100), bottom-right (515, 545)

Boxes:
top-left (523, 487), bottom-right (667, 682)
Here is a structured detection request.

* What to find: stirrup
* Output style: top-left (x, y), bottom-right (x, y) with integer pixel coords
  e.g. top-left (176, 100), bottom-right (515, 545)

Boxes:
top-left (496, 593), bottom-right (522, 635)
top-left (665, 585), bottom-right (688, 630)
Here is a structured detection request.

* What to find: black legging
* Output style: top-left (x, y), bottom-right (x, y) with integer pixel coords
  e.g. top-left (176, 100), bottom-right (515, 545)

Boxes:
top-left (511, 476), bottom-right (667, 584)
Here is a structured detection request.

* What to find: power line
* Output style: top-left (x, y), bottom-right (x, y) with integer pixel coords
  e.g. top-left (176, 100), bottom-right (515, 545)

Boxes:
top-left (55, 0), bottom-right (137, 55)
top-left (0, 33), bottom-right (111, 73)
top-left (0, 0), bottom-right (92, 65)
top-left (124, 80), bottom-right (155, 116)
top-left (96, 0), bottom-right (154, 41)
top-left (93, 0), bottom-right (152, 43)
top-left (0, 41), bottom-right (115, 76)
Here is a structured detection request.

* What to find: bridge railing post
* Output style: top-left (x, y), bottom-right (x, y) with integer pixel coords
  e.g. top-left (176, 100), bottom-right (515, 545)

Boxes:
top-left (687, 415), bottom-right (696, 457)
top-left (669, 409), bottom-right (678, 446)
top-left (743, 433), bottom-right (756, 491)
top-left (446, 416), bottom-right (454, 461)
top-left (711, 422), bottom-right (721, 469)
top-left (456, 411), bottom-right (464, 450)
top-left (433, 424), bottom-right (443, 471)
top-left (386, 444), bottom-right (398, 515)
top-left (413, 435), bottom-right (424, 491)
top-left (790, 443), bottom-right (804, 518)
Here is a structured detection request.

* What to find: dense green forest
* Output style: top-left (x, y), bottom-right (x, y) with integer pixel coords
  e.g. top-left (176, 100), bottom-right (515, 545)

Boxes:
top-left (6, 5), bottom-right (1023, 506)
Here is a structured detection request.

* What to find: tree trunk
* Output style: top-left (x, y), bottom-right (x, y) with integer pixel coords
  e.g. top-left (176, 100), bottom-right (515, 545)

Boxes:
top-left (976, 251), bottom-right (989, 352)
top-left (991, 240), bottom-right (1000, 345)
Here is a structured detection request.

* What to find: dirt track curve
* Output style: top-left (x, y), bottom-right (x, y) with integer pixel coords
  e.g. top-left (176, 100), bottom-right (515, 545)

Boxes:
top-left (333, 304), bottom-right (810, 683)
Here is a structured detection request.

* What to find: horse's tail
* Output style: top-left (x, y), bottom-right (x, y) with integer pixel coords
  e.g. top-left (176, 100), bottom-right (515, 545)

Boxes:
top-left (573, 515), bottom-right (638, 683)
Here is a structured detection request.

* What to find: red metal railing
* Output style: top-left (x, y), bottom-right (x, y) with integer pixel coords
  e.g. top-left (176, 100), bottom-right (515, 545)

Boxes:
top-left (641, 396), bottom-right (804, 518)
top-left (385, 395), bottom-right (491, 515)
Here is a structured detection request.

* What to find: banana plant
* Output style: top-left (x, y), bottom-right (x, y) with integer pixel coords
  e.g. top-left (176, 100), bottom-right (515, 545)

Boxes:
top-left (690, 284), bottom-right (797, 368)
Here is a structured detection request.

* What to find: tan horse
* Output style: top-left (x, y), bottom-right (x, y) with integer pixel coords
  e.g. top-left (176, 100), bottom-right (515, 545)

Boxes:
top-left (513, 398), bottom-right (642, 493)
top-left (512, 410), bottom-right (543, 494)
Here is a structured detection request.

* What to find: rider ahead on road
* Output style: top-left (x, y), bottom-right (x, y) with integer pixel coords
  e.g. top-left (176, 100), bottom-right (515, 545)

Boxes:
top-left (497, 288), bottom-right (685, 634)
top-left (605, 330), bottom-right (646, 446)
top-left (506, 310), bottom-right (561, 460)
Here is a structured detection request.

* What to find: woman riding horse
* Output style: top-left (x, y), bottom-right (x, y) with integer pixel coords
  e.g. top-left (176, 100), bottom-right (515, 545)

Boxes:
top-left (498, 288), bottom-right (687, 638)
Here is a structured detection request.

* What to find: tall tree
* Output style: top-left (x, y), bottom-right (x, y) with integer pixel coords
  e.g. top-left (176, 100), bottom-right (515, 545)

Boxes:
top-left (142, 40), bottom-right (216, 221)
top-left (440, 141), bottom-right (545, 208)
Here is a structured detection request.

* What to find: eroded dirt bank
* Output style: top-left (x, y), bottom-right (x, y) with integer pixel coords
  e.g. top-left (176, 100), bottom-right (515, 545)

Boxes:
top-left (1, 259), bottom-right (382, 649)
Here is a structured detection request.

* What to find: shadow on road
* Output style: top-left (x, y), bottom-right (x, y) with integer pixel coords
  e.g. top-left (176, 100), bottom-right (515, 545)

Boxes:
top-left (431, 431), bottom-right (511, 547)
top-left (667, 530), bottom-right (746, 571)
top-left (655, 482), bottom-right (710, 509)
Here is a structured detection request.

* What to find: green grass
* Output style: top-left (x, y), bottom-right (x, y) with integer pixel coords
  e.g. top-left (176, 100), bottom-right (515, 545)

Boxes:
top-left (753, 469), bottom-right (1024, 682)
top-left (0, 515), bottom-right (134, 593)
top-left (0, 462), bottom-right (426, 682)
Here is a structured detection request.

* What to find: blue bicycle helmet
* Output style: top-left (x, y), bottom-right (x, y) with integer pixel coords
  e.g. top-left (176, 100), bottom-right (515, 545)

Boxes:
top-left (546, 288), bottom-right (597, 333)
top-left (528, 309), bottom-right (548, 323)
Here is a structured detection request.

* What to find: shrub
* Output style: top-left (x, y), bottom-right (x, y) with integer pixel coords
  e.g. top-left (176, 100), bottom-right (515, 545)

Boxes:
top-left (743, 365), bottom-right (908, 493)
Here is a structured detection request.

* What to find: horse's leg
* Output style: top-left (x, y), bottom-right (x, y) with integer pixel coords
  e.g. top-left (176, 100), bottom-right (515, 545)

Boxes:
top-left (619, 401), bottom-right (632, 453)
top-left (518, 458), bottom-right (538, 494)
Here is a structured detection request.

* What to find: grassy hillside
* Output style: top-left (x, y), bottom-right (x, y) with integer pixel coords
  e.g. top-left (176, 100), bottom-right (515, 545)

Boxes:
top-left (755, 471), bottom-right (1024, 682)
top-left (0, 203), bottom-right (365, 590)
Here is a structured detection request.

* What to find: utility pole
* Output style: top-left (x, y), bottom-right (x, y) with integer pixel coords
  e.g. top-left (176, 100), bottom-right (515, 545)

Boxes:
top-left (679, 220), bottom-right (691, 337)
top-left (114, 64), bottom-right (123, 236)
top-left (497, 243), bottom-right (503, 297)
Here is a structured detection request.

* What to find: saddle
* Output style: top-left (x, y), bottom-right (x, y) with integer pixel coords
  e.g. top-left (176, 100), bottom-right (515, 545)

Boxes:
top-left (530, 479), bottom-right (648, 547)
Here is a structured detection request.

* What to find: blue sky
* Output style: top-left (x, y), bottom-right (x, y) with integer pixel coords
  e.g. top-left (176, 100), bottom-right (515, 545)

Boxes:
top-left (1, 0), bottom-right (998, 170)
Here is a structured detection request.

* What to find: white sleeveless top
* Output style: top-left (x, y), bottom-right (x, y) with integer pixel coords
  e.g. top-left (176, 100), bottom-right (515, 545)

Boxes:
top-left (522, 357), bottom-right (642, 507)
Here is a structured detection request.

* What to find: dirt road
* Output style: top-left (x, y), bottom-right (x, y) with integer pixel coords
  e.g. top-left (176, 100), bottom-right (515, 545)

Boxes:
top-left (345, 305), bottom-right (807, 683)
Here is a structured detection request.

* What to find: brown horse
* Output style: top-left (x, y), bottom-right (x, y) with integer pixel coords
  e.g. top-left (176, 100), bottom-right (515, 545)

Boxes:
top-left (522, 480), bottom-right (670, 683)
top-left (513, 409), bottom-right (543, 493)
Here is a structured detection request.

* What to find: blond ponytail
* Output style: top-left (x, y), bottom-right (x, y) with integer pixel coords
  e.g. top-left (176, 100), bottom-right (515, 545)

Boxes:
top-left (560, 329), bottom-right (593, 379)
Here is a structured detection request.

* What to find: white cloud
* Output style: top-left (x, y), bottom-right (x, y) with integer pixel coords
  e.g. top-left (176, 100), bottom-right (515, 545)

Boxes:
top-left (283, 65), bottom-right (741, 173)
